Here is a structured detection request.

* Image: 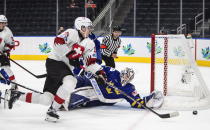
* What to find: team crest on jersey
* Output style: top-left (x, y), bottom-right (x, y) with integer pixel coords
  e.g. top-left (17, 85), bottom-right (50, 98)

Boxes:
top-left (202, 46), bottom-right (210, 59)
top-left (39, 42), bottom-right (52, 54)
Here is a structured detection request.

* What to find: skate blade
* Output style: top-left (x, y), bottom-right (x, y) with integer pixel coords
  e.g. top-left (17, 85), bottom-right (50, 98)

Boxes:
top-left (4, 89), bottom-right (11, 109)
top-left (45, 115), bottom-right (58, 123)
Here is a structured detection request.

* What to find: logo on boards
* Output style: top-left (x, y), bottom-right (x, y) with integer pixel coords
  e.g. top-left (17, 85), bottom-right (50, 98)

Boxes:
top-left (39, 42), bottom-right (52, 54)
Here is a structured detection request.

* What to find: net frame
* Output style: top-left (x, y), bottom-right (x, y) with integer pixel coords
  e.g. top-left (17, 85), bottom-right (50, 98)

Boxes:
top-left (150, 34), bottom-right (210, 110)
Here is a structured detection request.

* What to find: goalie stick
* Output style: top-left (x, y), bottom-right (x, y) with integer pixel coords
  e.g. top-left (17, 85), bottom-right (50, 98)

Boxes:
top-left (0, 52), bottom-right (47, 78)
top-left (105, 81), bottom-right (179, 119)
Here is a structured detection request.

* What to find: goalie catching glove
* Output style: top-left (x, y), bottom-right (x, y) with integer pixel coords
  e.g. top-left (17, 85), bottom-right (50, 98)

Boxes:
top-left (131, 98), bottom-right (145, 108)
top-left (131, 91), bottom-right (164, 109)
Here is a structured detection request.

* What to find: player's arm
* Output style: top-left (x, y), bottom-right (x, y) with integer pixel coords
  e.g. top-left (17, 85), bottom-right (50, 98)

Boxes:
top-left (89, 33), bottom-right (102, 64)
top-left (0, 69), bottom-right (11, 85)
top-left (122, 83), bottom-right (164, 109)
top-left (54, 31), bottom-right (85, 67)
top-left (53, 31), bottom-right (75, 57)
top-left (82, 38), bottom-right (104, 74)
top-left (3, 29), bottom-right (15, 56)
top-left (121, 84), bottom-right (145, 109)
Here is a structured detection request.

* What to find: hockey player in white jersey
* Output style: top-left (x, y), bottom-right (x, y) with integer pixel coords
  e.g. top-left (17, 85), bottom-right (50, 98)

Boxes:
top-left (6, 17), bottom-right (106, 122)
top-left (0, 15), bottom-right (17, 90)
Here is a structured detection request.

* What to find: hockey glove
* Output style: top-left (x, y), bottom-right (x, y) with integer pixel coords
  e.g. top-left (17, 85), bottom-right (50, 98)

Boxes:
top-left (66, 43), bottom-right (85, 59)
top-left (3, 44), bottom-right (14, 57)
top-left (68, 58), bottom-right (81, 67)
top-left (66, 43), bottom-right (85, 67)
top-left (131, 98), bottom-right (145, 109)
top-left (95, 70), bottom-right (107, 85)
top-left (0, 69), bottom-right (10, 85)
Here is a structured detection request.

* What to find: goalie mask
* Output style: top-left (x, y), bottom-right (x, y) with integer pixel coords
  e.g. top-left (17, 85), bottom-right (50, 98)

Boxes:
top-left (120, 67), bottom-right (135, 86)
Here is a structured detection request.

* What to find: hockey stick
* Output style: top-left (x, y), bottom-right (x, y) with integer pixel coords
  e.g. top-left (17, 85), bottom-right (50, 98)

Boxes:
top-left (10, 81), bottom-right (43, 94)
top-left (0, 52), bottom-right (47, 78)
top-left (9, 58), bottom-right (47, 78)
top-left (105, 81), bottom-right (179, 119)
top-left (0, 96), bottom-right (9, 101)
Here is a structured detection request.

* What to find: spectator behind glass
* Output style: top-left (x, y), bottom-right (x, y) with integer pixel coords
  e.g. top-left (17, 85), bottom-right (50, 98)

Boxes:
top-left (68, 0), bottom-right (79, 8)
top-left (86, 0), bottom-right (96, 21)
top-left (58, 27), bottom-right (65, 35)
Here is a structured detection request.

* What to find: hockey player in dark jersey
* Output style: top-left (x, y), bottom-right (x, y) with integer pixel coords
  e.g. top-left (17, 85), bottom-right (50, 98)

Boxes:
top-left (67, 66), bottom-right (164, 110)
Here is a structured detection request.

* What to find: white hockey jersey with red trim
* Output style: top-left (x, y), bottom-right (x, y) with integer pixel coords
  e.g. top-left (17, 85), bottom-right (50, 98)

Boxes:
top-left (48, 28), bottom-right (101, 74)
top-left (0, 26), bottom-right (15, 53)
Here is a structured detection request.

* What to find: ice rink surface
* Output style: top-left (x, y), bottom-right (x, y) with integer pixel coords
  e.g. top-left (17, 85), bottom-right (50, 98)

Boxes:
top-left (1, 61), bottom-right (210, 130)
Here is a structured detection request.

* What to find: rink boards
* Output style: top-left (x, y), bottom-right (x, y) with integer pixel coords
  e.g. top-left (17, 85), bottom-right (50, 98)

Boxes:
top-left (10, 36), bottom-right (210, 67)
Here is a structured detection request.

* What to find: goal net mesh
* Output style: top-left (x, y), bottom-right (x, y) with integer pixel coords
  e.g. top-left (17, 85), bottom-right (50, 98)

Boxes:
top-left (151, 34), bottom-right (210, 110)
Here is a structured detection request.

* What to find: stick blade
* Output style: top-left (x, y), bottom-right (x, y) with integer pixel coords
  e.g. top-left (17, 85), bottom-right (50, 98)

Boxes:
top-left (170, 111), bottom-right (179, 117)
top-left (160, 111), bottom-right (179, 118)
top-left (36, 74), bottom-right (47, 78)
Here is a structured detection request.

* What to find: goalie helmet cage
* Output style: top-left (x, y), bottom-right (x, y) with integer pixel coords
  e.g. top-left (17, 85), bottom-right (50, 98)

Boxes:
top-left (150, 34), bottom-right (210, 110)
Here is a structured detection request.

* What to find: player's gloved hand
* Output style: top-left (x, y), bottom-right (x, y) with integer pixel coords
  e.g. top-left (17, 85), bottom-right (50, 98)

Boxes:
top-left (0, 69), bottom-right (10, 85)
top-left (66, 43), bottom-right (85, 67)
top-left (66, 43), bottom-right (85, 59)
top-left (95, 70), bottom-right (107, 85)
top-left (131, 98), bottom-right (145, 109)
top-left (3, 44), bottom-right (14, 57)
top-left (2, 51), bottom-right (10, 58)
top-left (69, 58), bottom-right (80, 67)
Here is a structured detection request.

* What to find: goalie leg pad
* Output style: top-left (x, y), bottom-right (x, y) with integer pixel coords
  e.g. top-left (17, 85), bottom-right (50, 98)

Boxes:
top-left (68, 93), bottom-right (90, 110)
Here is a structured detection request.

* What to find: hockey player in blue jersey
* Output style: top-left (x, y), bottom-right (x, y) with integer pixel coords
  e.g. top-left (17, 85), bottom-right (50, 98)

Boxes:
top-left (0, 66), bottom-right (163, 111)
top-left (67, 66), bottom-right (164, 110)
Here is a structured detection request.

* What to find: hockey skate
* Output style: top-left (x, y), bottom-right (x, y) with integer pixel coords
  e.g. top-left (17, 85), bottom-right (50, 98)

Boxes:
top-left (4, 89), bottom-right (11, 109)
top-left (4, 89), bottom-right (23, 109)
top-left (0, 90), bottom-right (2, 104)
top-left (45, 107), bottom-right (60, 122)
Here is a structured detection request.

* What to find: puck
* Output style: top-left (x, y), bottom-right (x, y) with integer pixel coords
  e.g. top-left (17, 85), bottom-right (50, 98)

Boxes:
top-left (193, 110), bottom-right (197, 115)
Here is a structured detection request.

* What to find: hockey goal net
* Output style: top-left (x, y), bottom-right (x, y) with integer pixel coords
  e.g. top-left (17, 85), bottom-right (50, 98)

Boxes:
top-left (150, 34), bottom-right (210, 110)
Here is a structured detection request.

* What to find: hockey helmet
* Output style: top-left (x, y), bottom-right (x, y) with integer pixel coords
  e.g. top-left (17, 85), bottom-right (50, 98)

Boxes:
top-left (0, 15), bottom-right (7, 23)
top-left (120, 67), bottom-right (135, 86)
top-left (112, 25), bottom-right (122, 32)
top-left (74, 17), bottom-right (93, 31)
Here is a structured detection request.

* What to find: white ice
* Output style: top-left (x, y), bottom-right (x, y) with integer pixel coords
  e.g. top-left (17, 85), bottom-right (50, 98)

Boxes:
top-left (1, 61), bottom-right (210, 130)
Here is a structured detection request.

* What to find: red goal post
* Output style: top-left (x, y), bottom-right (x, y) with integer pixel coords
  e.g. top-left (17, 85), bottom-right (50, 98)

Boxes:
top-left (150, 34), bottom-right (169, 96)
